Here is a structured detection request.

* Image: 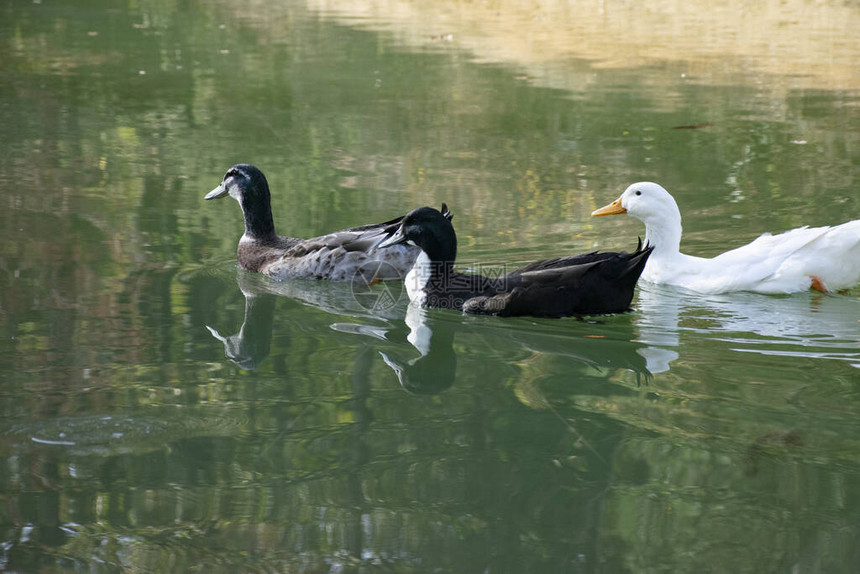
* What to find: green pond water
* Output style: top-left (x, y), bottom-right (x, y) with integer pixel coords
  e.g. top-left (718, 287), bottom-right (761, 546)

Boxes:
top-left (2, 1), bottom-right (860, 572)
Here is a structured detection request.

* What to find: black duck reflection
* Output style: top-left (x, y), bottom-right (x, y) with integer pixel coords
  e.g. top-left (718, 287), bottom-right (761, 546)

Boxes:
top-left (377, 305), bottom-right (458, 395)
top-left (466, 314), bottom-right (654, 386)
top-left (375, 304), bottom-right (655, 394)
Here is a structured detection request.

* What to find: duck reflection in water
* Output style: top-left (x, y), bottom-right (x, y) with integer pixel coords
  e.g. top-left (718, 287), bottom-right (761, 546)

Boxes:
top-left (378, 305), bottom-right (458, 395)
top-left (378, 304), bottom-right (656, 391)
top-left (204, 270), bottom-right (656, 390)
top-left (206, 269), bottom-right (409, 370)
top-left (204, 273), bottom-right (459, 393)
top-left (206, 285), bottom-right (277, 371)
top-left (633, 282), bottom-right (860, 373)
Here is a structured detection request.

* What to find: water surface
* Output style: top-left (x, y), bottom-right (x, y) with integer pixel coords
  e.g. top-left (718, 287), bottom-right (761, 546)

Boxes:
top-left (1, 0), bottom-right (859, 572)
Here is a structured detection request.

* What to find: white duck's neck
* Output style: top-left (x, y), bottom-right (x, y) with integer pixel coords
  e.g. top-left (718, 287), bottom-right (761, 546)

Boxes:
top-left (642, 206), bottom-right (683, 257)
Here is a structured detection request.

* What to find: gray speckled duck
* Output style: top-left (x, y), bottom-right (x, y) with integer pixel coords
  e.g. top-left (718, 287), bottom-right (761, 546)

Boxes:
top-left (205, 164), bottom-right (449, 281)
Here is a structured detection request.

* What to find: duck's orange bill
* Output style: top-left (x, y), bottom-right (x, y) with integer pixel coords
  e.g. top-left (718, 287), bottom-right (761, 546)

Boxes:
top-left (591, 198), bottom-right (626, 216)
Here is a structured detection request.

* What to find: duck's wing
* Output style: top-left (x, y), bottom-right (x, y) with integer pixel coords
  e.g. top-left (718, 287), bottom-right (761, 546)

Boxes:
top-left (690, 222), bottom-right (860, 293)
top-left (339, 214), bottom-right (404, 234)
top-left (272, 222), bottom-right (415, 281)
top-left (286, 219), bottom-right (401, 257)
top-left (464, 262), bottom-right (603, 317)
top-left (508, 251), bottom-right (604, 275)
top-left (286, 203), bottom-right (454, 257)
top-left (340, 203), bottom-right (452, 234)
top-left (518, 260), bottom-right (601, 282)
top-left (508, 238), bottom-right (645, 276)
top-left (465, 245), bottom-right (652, 317)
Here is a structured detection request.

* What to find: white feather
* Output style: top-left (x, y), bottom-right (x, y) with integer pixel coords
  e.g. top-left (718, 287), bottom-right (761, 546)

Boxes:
top-left (404, 251), bottom-right (432, 306)
top-left (405, 304), bottom-right (432, 356)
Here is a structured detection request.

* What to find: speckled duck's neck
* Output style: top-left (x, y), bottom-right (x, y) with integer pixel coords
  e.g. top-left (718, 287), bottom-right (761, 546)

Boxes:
top-left (239, 194), bottom-right (277, 242)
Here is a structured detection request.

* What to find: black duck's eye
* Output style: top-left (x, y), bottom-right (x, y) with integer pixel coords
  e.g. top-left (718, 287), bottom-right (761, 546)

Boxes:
top-left (635, 190), bottom-right (642, 196)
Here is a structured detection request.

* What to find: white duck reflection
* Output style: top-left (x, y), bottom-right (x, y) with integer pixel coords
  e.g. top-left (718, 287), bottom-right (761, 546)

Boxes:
top-left (634, 283), bottom-right (860, 373)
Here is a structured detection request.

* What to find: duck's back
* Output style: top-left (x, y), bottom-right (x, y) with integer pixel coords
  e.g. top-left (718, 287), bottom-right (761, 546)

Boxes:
top-left (465, 246), bottom-right (652, 317)
top-left (759, 220), bottom-right (860, 293)
top-left (671, 220), bottom-right (860, 293)
top-left (262, 218), bottom-right (419, 281)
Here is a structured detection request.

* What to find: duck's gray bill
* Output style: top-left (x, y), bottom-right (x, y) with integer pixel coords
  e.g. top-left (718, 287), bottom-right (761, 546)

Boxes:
top-left (205, 325), bottom-right (227, 342)
top-left (204, 184), bottom-right (229, 200)
top-left (377, 230), bottom-right (407, 249)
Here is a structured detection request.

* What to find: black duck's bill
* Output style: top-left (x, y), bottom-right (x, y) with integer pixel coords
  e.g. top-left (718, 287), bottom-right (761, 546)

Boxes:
top-left (204, 184), bottom-right (229, 200)
top-left (378, 229), bottom-right (408, 249)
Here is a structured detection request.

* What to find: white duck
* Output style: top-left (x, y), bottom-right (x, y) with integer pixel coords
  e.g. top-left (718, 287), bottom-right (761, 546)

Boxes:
top-left (592, 182), bottom-right (860, 294)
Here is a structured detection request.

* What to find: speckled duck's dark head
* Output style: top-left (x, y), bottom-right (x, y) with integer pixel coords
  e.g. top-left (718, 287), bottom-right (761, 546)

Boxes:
top-left (205, 164), bottom-right (277, 241)
top-left (378, 206), bottom-right (457, 264)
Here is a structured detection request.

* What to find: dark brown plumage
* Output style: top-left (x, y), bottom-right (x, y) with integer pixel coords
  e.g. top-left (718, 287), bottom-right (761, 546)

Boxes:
top-left (380, 206), bottom-right (652, 318)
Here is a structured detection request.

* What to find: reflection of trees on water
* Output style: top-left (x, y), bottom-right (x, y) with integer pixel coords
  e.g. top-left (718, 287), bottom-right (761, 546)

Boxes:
top-left (130, 269), bottom-right (657, 571)
top-left (5, 259), bottom-right (859, 572)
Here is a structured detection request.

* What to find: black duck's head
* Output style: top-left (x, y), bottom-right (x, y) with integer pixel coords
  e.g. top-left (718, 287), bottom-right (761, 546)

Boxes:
top-left (206, 164), bottom-right (276, 239)
top-left (379, 205), bottom-right (457, 262)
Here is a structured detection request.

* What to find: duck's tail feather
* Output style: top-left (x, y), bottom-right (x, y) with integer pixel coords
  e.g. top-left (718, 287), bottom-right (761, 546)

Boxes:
top-left (621, 241), bottom-right (653, 281)
top-left (441, 203), bottom-right (453, 221)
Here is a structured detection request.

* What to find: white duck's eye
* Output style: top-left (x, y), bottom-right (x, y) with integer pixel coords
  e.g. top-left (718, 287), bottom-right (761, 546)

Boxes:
top-left (635, 190), bottom-right (642, 196)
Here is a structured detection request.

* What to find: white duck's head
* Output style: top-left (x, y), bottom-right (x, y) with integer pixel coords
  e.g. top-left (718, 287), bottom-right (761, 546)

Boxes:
top-left (592, 182), bottom-right (683, 254)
